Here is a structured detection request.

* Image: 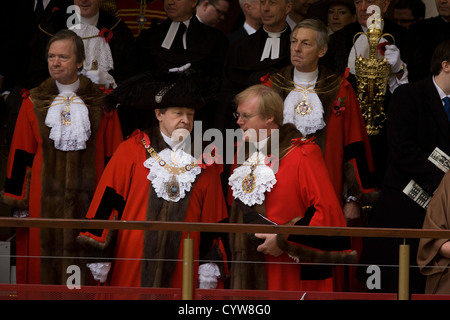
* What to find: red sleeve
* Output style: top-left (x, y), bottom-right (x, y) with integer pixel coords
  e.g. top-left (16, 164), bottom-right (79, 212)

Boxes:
top-left (340, 78), bottom-right (377, 194)
top-left (298, 143), bottom-right (346, 228)
top-left (2, 99), bottom-right (39, 203)
top-left (79, 136), bottom-right (139, 244)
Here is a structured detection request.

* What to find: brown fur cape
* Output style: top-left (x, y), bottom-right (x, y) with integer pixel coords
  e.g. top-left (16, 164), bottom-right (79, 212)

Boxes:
top-left (139, 127), bottom-right (203, 287)
top-left (32, 75), bottom-right (104, 284)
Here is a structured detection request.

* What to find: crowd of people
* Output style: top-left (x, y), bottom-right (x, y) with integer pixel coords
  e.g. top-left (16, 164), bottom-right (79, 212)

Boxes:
top-left (1, 0), bottom-right (450, 297)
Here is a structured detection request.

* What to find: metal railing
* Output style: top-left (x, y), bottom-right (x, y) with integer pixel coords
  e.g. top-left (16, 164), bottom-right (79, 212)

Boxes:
top-left (1, 216), bottom-right (449, 300)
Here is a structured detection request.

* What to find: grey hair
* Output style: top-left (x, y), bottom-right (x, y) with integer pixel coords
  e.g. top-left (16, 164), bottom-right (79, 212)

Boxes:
top-left (291, 18), bottom-right (329, 49)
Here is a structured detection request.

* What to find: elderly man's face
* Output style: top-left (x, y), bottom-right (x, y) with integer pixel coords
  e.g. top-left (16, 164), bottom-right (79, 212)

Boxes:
top-left (48, 39), bottom-right (83, 85)
top-left (436, 0), bottom-right (450, 20)
top-left (354, 0), bottom-right (390, 27)
top-left (260, 0), bottom-right (292, 32)
top-left (165, 0), bottom-right (198, 21)
top-left (155, 107), bottom-right (195, 139)
top-left (74, 0), bottom-right (101, 18)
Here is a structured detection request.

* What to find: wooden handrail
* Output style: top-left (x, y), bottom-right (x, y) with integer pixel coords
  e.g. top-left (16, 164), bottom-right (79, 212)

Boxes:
top-left (0, 217), bottom-right (449, 239)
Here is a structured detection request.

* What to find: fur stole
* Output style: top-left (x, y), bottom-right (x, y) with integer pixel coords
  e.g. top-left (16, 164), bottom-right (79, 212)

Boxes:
top-left (140, 127), bottom-right (202, 288)
top-left (32, 75), bottom-right (104, 284)
top-left (229, 124), bottom-right (301, 290)
top-left (272, 64), bottom-right (341, 153)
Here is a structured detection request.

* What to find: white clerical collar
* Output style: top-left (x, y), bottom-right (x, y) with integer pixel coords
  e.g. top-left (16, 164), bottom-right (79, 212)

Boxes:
top-left (260, 26), bottom-right (287, 61)
top-left (243, 22), bottom-right (257, 35)
top-left (263, 26), bottom-right (286, 38)
top-left (56, 78), bottom-right (80, 95)
top-left (80, 12), bottom-right (100, 26)
top-left (294, 68), bottom-right (319, 84)
top-left (161, 19), bottom-right (191, 50)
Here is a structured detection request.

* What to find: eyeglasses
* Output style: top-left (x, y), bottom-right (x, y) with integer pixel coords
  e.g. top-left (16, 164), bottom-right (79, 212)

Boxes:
top-left (233, 112), bottom-right (258, 120)
top-left (210, 1), bottom-right (226, 18)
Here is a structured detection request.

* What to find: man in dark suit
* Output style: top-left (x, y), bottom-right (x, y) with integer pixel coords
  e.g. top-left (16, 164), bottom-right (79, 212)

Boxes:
top-left (225, 0), bottom-right (293, 94)
top-left (358, 39), bottom-right (450, 294)
top-left (135, 0), bottom-right (229, 77)
top-left (228, 0), bottom-right (262, 44)
top-left (404, 0), bottom-right (450, 82)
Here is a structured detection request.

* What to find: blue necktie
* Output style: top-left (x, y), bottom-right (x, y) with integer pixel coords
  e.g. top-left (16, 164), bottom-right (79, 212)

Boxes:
top-left (443, 97), bottom-right (450, 122)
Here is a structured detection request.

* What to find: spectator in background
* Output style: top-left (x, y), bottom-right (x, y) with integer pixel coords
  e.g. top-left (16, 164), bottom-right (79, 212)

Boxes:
top-left (228, 0), bottom-right (262, 43)
top-left (286, 0), bottom-right (318, 30)
top-left (392, 0), bottom-right (425, 30)
top-left (196, 0), bottom-right (231, 27)
top-left (225, 0), bottom-right (292, 94)
top-left (307, 0), bottom-right (356, 34)
top-left (404, 0), bottom-right (450, 82)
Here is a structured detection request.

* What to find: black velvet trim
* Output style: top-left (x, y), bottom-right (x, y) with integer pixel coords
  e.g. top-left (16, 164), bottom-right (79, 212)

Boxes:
top-left (343, 141), bottom-right (377, 189)
top-left (301, 265), bottom-right (332, 280)
top-left (4, 149), bottom-right (34, 196)
top-left (199, 217), bottom-right (229, 261)
top-left (288, 205), bottom-right (352, 251)
top-left (84, 186), bottom-right (125, 237)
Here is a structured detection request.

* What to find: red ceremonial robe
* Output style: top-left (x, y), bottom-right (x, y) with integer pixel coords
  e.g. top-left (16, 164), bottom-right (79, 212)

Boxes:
top-left (271, 66), bottom-right (377, 203)
top-left (78, 129), bottom-right (228, 290)
top-left (1, 78), bottom-right (123, 284)
top-left (270, 66), bottom-right (378, 291)
top-left (229, 124), bottom-right (353, 292)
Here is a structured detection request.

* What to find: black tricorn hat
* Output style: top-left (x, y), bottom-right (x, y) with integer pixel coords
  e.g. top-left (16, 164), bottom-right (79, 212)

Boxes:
top-left (104, 68), bottom-right (219, 112)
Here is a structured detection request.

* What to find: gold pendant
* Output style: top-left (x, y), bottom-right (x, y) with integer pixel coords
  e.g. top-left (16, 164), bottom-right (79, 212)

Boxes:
top-left (242, 172), bottom-right (257, 194)
top-left (166, 175), bottom-right (180, 200)
top-left (295, 99), bottom-right (313, 116)
top-left (61, 106), bottom-right (71, 126)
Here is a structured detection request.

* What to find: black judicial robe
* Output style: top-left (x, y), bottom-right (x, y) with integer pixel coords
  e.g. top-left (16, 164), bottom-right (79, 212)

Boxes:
top-left (224, 25), bottom-right (292, 93)
top-left (135, 16), bottom-right (229, 77)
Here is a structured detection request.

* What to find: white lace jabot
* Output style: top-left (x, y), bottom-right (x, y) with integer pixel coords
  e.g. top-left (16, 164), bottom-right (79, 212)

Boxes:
top-left (228, 151), bottom-right (277, 206)
top-left (283, 68), bottom-right (326, 136)
top-left (45, 80), bottom-right (91, 151)
top-left (143, 147), bottom-right (202, 202)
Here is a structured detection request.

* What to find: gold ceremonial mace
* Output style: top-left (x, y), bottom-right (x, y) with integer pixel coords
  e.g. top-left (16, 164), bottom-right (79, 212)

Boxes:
top-left (354, 5), bottom-right (393, 135)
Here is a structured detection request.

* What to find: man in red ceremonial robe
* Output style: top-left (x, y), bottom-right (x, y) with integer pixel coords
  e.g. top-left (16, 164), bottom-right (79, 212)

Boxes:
top-left (0, 30), bottom-right (123, 285)
top-left (228, 84), bottom-right (357, 292)
top-left (269, 19), bottom-right (377, 291)
top-left (77, 70), bottom-right (228, 292)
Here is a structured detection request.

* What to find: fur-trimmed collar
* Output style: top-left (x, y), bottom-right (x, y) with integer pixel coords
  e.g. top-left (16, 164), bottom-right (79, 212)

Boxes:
top-left (272, 65), bottom-right (342, 152)
top-left (31, 75), bottom-right (105, 285)
top-left (140, 127), bottom-right (202, 287)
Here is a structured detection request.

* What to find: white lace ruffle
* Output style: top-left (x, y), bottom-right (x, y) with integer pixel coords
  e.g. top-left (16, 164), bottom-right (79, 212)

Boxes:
top-left (283, 90), bottom-right (326, 137)
top-left (228, 151), bottom-right (277, 206)
top-left (143, 148), bottom-right (202, 202)
top-left (198, 263), bottom-right (220, 289)
top-left (45, 93), bottom-right (91, 151)
top-left (70, 24), bottom-right (114, 72)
